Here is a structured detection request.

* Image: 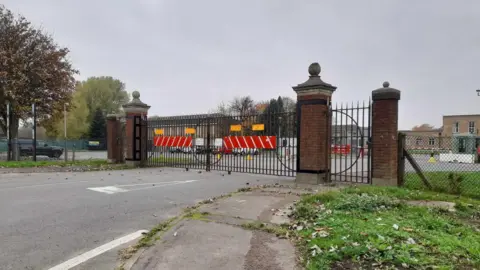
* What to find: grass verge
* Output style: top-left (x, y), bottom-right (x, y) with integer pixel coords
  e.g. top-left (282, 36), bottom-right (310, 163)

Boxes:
top-left (0, 159), bottom-right (109, 168)
top-left (405, 171), bottom-right (480, 199)
top-left (0, 156), bottom-right (193, 170)
top-left (145, 156), bottom-right (194, 166)
top-left (292, 185), bottom-right (480, 270)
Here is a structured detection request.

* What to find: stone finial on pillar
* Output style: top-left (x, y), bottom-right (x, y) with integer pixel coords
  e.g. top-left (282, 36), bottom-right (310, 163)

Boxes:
top-left (371, 81), bottom-right (401, 186)
top-left (122, 91), bottom-right (150, 167)
top-left (292, 63), bottom-right (337, 184)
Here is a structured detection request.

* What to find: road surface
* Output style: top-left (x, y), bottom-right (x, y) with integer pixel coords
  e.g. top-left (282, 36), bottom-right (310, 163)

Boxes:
top-left (0, 168), bottom-right (291, 270)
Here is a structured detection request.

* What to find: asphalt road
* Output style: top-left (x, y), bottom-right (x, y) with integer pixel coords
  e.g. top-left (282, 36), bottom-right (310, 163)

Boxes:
top-left (407, 154), bottom-right (480, 173)
top-left (0, 168), bottom-right (292, 270)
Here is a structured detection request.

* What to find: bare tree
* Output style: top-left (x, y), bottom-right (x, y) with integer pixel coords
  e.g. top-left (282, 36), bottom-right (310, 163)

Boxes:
top-left (281, 96), bottom-right (296, 112)
top-left (229, 96), bottom-right (256, 116)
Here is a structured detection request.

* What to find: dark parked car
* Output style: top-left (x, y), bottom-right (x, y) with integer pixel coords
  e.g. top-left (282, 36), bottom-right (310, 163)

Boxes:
top-left (16, 139), bottom-right (64, 158)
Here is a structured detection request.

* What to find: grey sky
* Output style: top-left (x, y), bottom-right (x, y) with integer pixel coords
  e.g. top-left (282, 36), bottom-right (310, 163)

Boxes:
top-left (3, 0), bottom-right (480, 129)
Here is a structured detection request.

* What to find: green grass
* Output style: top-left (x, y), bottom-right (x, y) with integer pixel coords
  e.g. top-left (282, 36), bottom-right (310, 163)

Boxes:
top-left (292, 186), bottom-right (480, 270)
top-left (148, 156), bottom-right (193, 164)
top-left (0, 159), bottom-right (109, 168)
top-left (405, 171), bottom-right (480, 199)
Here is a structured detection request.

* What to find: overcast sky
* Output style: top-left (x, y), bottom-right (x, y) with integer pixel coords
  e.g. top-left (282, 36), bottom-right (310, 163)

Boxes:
top-left (3, 0), bottom-right (480, 129)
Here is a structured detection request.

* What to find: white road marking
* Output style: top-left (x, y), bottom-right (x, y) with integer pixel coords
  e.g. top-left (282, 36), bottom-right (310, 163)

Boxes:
top-left (48, 229), bottom-right (148, 270)
top-left (115, 180), bottom-right (196, 187)
top-left (87, 186), bottom-right (128, 194)
top-left (87, 180), bottom-right (198, 194)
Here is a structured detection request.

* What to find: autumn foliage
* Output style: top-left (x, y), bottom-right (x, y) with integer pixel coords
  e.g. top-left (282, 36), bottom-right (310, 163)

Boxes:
top-left (0, 5), bottom-right (78, 138)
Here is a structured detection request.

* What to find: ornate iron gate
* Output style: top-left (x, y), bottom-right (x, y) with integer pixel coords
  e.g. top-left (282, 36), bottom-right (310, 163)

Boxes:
top-left (330, 101), bottom-right (372, 183)
top-left (145, 111), bottom-right (297, 176)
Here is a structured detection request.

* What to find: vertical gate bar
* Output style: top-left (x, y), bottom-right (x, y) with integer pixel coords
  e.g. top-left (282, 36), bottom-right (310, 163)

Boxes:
top-left (367, 99), bottom-right (372, 183)
top-left (225, 116), bottom-right (230, 173)
top-left (332, 103), bottom-right (336, 182)
top-left (356, 102), bottom-right (360, 182)
top-left (256, 114), bottom-right (260, 175)
top-left (339, 103), bottom-right (344, 181)
top-left (350, 102), bottom-right (354, 183)
top-left (215, 115), bottom-right (218, 171)
top-left (361, 101), bottom-right (366, 182)
top-left (326, 102), bottom-right (331, 182)
top-left (205, 117), bottom-right (212, 172)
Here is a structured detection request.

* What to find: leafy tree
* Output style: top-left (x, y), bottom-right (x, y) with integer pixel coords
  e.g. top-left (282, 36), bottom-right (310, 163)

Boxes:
top-left (47, 88), bottom-right (90, 139)
top-left (77, 76), bottom-right (129, 122)
top-left (88, 108), bottom-right (106, 139)
top-left (258, 96), bottom-right (298, 138)
top-left (0, 6), bottom-right (78, 144)
top-left (260, 98), bottom-right (280, 135)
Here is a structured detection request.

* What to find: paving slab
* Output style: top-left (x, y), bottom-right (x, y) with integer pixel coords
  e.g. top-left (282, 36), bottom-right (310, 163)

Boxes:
top-left (132, 219), bottom-right (252, 270)
top-left (128, 189), bottom-right (303, 270)
top-left (198, 191), bottom-right (299, 223)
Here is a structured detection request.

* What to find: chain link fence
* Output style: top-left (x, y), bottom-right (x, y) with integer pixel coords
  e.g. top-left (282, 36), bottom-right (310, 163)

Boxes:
top-left (401, 134), bottom-right (480, 199)
top-left (0, 138), bottom-right (107, 161)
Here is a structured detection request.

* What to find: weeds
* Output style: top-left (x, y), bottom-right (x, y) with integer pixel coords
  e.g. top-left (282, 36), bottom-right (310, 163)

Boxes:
top-left (292, 186), bottom-right (480, 270)
top-left (241, 222), bottom-right (289, 238)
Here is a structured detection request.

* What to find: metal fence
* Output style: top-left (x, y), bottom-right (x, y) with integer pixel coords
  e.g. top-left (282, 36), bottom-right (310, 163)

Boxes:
top-left (145, 111), bottom-right (297, 176)
top-left (400, 134), bottom-right (480, 199)
top-left (330, 101), bottom-right (371, 183)
top-left (0, 138), bottom-right (107, 161)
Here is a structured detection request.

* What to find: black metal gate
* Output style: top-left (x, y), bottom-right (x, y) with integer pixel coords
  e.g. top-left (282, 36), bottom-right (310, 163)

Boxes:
top-left (145, 111), bottom-right (297, 176)
top-left (330, 101), bottom-right (372, 183)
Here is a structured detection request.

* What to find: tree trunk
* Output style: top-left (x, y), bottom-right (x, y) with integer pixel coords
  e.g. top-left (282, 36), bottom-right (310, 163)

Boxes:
top-left (9, 117), bottom-right (19, 161)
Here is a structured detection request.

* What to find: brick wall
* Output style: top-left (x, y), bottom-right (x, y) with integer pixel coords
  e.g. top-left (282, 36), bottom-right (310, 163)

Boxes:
top-left (106, 116), bottom-right (118, 161)
top-left (372, 99), bottom-right (398, 181)
top-left (298, 94), bottom-right (330, 171)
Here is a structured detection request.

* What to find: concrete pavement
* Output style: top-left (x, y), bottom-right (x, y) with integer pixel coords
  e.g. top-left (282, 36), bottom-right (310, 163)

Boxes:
top-left (127, 187), bottom-right (316, 270)
top-left (0, 168), bottom-right (293, 270)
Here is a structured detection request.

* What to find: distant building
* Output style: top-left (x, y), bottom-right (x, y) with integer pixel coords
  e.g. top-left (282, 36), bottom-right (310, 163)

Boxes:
top-left (401, 114), bottom-right (480, 150)
top-left (442, 114), bottom-right (480, 137)
top-left (399, 128), bottom-right (443, 149)
top-left (331, 125), bottom-right (369, 146)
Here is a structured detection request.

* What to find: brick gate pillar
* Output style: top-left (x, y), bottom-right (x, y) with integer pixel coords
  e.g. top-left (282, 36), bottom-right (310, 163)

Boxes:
top-left (292, 63), bottom-right (337, 184)
top-left (122, 91), bottom-right (150, 167)
top-left (106, 114), bottom-right (120, 163)
top-left (371, 82), bottom-right (401, 186)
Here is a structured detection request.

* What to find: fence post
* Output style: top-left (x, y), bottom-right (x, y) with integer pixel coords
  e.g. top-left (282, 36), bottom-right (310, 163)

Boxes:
top-left (72, 143), bottom-right (76, 162)
top-left (371, 82), bottom-right (401, 186)
top-left (292, 63), bottom-right (337, 184)
top-left (122, 91), bottom-right (150, 167)
top-left (397, 132), bottom-right (406, 186)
